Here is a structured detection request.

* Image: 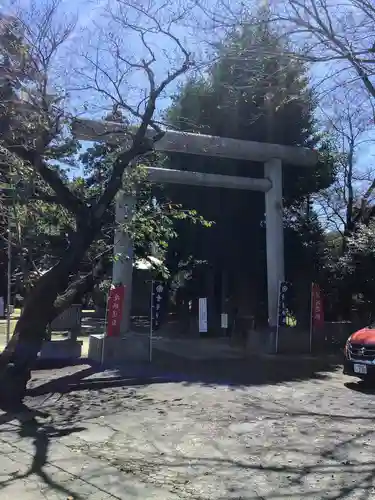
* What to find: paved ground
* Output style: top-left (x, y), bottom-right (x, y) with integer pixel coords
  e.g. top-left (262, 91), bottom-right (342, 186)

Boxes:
top-left (0, 355), bottom-right (375, 499)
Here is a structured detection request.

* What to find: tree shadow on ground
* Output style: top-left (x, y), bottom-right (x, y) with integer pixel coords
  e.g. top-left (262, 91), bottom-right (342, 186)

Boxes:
top-left (74, 402), bottom-right (375, 500)
top-left (345, 380), bottom-right (375, 395)
top-left (0, 401), bottom-right (85, 499)
top-left (28, 348), bottom-right (343, 399)
top-left (89, 454), bottom-right (375, 500)
top-left (3, 353), bottom-right (371, 500)
top-left (151, 350), bottom-right (343, 387)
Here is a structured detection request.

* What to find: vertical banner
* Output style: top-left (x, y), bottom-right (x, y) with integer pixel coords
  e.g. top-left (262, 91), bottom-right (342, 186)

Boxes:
top-left (198, 297), bottom-right (208, 333)
top-left (107, 285), bottom-right (126, 337)
top-left (149, 281), bottom-right (165, 362)
top-left (309, 283), bottom-right (324, 353)
top-left (311, 283), bottom-right (324, 329)
top-left (151, 281), bottom-right (165, 331)
top-left (276, 281), bottom-right (291, 354)
top-left (277, 281), bottom-right (290, 327)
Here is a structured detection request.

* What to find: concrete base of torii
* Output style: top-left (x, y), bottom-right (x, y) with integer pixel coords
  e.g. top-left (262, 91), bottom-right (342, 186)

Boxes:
top-left (88, 333), bottom-right (150, 364)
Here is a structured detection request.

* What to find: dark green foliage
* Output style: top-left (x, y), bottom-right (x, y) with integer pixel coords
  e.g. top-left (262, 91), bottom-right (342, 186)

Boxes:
top-left (163, 18), bottom-right (334, 322)
top-left (79, 142), bottom-right (212, 278)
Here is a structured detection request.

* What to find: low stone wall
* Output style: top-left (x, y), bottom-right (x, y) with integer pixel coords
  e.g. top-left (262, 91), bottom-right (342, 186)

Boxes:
top-left (246, 328), bottom-right (311, 355)
top-left (50, 304), bottom-right (82, 335)
top-left (312, 322), bottom-right (362, 352)
top-left (245, 322), bottom-right (364, 355)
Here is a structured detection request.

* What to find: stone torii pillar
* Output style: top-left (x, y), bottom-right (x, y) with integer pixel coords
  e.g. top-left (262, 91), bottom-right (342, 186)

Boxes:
top-left (112, 191), bottom-right (135, 333)
top-left (264, 158), bottom-right (284, 327)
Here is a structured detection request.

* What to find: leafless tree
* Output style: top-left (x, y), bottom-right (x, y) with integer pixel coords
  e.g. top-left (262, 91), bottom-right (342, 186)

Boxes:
top-left (315, 89), bottom-right (375, 238)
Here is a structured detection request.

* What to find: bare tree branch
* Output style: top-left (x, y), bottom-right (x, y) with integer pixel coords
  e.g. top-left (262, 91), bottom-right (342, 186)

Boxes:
top-left (269, 0), bottom-right (375, 100)
top-left (316, 89), bottom-right (375, 233)
top-left (72, 0), bottom-right (193, 221)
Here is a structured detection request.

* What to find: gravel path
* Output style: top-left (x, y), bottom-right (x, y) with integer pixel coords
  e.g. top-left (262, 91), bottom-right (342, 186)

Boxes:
top-left (0, 358), bottom-right (375, 499)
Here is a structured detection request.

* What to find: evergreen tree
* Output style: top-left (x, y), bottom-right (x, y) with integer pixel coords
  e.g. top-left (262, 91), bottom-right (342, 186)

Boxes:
top-left (164, 18), bottom-right (334, 327)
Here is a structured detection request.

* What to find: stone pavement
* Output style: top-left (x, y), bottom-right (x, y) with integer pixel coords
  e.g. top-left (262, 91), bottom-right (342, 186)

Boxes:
top-left (1, 356), bottom-right (375, 499)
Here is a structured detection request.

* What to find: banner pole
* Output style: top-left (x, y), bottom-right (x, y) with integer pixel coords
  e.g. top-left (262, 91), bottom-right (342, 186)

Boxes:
top-left (275, 281), bottom-right (281, 354)
top-left (149, 280), bottom-right (154, 363)
top-left (309, 283), bottom-right (314, 354)
top-left (102, 287), bottom-right (111, 366)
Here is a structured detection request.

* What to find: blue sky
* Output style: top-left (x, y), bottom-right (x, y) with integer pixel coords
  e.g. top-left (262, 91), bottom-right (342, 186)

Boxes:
top-left (59, 0), bottom-right (200, 120)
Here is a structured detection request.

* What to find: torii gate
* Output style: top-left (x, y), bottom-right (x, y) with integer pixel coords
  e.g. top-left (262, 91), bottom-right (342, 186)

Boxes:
top-left (73, 119), bottom-right (317, 332)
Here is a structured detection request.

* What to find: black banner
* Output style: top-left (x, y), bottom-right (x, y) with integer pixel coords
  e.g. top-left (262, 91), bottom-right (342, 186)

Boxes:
top-left (278, 281), bottom-right (291, 327)
top-left (151, 281), bottom-right (165, 331)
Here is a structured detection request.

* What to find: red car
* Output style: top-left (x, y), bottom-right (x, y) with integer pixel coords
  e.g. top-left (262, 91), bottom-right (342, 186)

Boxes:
top-left (344, 325), bottom-right (375, 381)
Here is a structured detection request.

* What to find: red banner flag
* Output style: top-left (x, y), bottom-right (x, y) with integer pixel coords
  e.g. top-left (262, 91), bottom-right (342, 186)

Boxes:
top-left (107, 285), bottom-right (126, 337)
top-left (311, 283), bottom-right (324, 329)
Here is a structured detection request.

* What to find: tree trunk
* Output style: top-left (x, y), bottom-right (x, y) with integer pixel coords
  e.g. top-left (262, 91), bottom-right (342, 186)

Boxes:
top-left (0, 230), bottom-right (93, 404)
